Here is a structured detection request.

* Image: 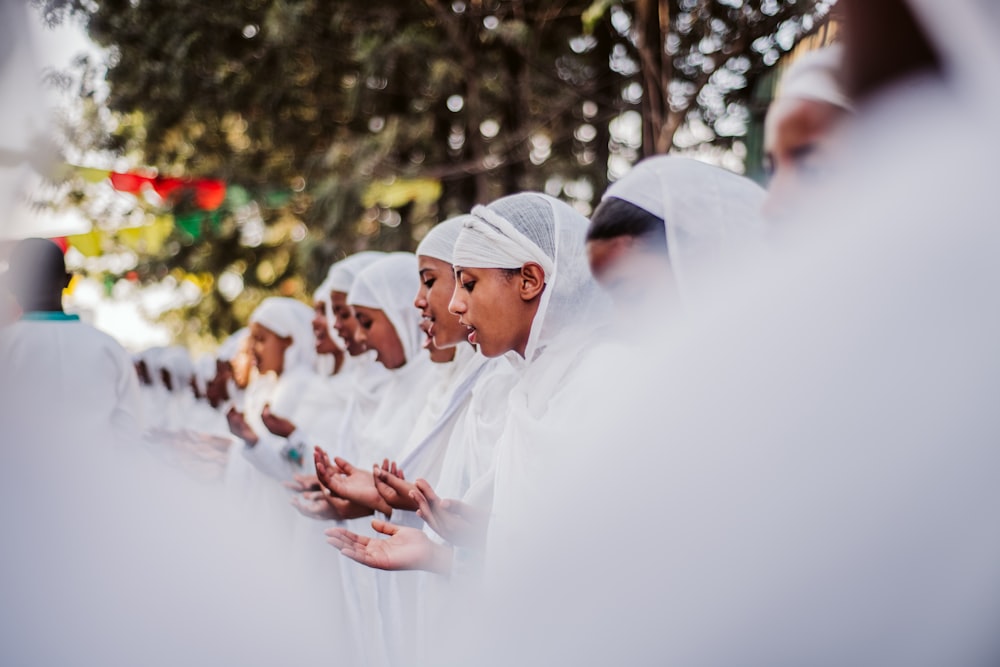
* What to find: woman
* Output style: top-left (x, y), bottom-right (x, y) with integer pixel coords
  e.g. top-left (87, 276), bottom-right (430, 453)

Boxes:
top-left (224, 297), bottom-right (317, 535)
top-left (328, 193), bottom-right (613, 576)
top-left (586, 155), bottom-right (767, 314)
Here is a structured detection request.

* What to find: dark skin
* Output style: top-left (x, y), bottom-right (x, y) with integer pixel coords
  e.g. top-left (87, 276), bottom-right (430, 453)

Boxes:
top-left (314, 446), bottom-right (394, 516)
top-left (841, 0), bottom-right (941, 104)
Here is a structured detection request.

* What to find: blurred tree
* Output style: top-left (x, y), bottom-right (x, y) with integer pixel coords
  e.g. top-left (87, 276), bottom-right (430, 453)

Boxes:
top-left (32, 0), bottom-right (832, 341)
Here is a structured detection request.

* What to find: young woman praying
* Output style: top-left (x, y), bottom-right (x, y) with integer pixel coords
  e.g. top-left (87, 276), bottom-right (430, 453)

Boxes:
top-left (223, 297), bottom-right (318, 535)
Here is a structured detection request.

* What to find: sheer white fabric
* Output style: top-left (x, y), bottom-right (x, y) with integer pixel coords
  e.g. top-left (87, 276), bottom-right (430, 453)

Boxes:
top-left (450, 193), bottom-right (614, 569)
top-left (773, 45), bottom-right (852, 110)
top-left (325, 250), bottom-right (386, 294)
top-left (416, 215), bottom-right (475, 263)
top-left (602, 155), bottom-right (767, 301)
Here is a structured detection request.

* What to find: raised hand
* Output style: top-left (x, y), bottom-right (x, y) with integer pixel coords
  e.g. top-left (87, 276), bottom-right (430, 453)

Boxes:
top-left (326, 457), bottom-right (394, 516)
top-left (226, 407), bottom-right (259, 445)
top-left (373, 459), bottom-right (419, 512)
top-left (410, 479), bottom-right (489, 549)
top-left (283, 473), bottom-right (321, 493)
top-left (325, 519), bottom-right (453, 574)
top-left (291, 489), bottom-right (370, 522)
top-left (261, 403), bottom-right (296, 438)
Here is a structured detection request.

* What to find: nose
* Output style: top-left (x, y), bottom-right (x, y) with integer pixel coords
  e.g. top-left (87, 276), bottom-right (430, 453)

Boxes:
top-left (413, 286), bottom-right (428, 311)
top-left (353, 327), bottom-right (367, 347)
top-left (448, 286), bottom-right (466, 316)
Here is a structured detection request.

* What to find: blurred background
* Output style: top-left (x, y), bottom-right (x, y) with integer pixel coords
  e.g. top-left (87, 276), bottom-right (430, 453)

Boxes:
top-left (3, 0), bottom-right (838, 349)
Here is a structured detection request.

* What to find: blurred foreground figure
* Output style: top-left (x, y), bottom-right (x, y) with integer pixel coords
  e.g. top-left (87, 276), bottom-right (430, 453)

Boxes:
top-left (0, 238), bottom-right (142, 446)
top-left (448, 1), bottom-right (1000, 666)
top-left (763, 45), bottom-right (852, 218)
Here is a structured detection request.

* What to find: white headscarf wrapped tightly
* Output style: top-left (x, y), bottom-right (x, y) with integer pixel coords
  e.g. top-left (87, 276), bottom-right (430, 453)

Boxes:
top-left (602, 155), bottom-right (768, 300)
top-left (453, 192), bottom-right (611, 363)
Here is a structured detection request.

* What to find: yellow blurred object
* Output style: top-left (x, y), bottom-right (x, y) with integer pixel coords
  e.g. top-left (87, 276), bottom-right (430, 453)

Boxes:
top-left (362, 178), bottom-right (442, 209)
top-left (66, 229), bottom-right (104, 257)
top-left (116, 215), bottom-right (174, 254)
top-left (63, 273), bottom-right (81, 297)
top-left (77, 166), bottom-right (112, 184)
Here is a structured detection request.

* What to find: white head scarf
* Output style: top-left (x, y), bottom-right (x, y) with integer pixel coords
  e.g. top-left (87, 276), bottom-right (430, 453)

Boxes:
top-left (773, 45), bottom-right (852, 110)
top-left (313, 267), bottom-right (342, 352)
top-left (602, 155), bottom-right (768, 300)
top-left (325, 251), bottom-right (385, 295)
top-left (416, 215), bottom-right (477, 263)
top-left (347, 252), bottom-right (423, 364)
top-left (453, 193), bottom-right (611, 362)
top-left (160, 346), bottom-right (194, 394)
top-left (248, 297), bottom-right (317, 374)
top-left (216, 328), bottom-right (248, 363)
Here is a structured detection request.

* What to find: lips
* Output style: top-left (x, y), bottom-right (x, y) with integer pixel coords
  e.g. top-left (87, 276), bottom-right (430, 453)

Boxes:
top-left (464, 323), bottom-right (477, 345)
top-left (419, 317), bottom-right (434, 349)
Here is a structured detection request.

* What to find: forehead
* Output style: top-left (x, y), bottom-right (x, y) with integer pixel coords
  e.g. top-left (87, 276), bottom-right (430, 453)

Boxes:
top-left (351, 304), bottom-right (383, 319)
top-left (250, 321), bottom-right (277, 339)
top-left (766, 98), bottom-right (845, 152)
top-left (418, 255), bottom-right (452, 273)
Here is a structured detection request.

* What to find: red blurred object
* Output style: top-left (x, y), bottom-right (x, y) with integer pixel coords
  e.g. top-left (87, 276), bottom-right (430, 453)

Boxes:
top-left (151, 177), bottom-right (185, 199)
top-left (125, 270), bottom-right (139, 282)
top-left (194, 180), bottom-right (227, 210)
top-left (50, 237), bottom-right (69, 254)
top-left (109, 172), bottom-right (154, 194)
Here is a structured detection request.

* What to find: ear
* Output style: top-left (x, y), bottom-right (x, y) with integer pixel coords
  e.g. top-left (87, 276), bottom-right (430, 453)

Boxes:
top-left (277, 334), bottom-right (293, 351)
top-left (518, 263), bottom-right (546, 302)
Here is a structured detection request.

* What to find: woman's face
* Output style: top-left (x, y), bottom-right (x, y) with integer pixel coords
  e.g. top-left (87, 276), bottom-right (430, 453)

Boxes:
top-left (312, 299), bottom-right (340, 355)
top-left (587, 236), bottom-right (675, 310)
top-left (351, 305), bottom-right (407, 369)
top-left (249, 321), bottom-right (292, 375)
top-left (449, 266), bottom-right (540, 358)
top-left (330, 291), bottom-right (366, 356)
top-left (762, 98), bottom-right (846, 219)
top-left (415, 255), bottom-right (467, 350)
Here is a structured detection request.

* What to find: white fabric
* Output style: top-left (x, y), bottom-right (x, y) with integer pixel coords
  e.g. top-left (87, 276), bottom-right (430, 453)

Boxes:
top-left (903, 0), bottom-right (1000, 104)
top-left (449, 24), bottom-right (1000, 666)
top-left (325, 251), bottom-right (385, 294)
top-left (348, 252), bottom-right (424, 365)
top-left (248, 297), bottom-right (317, 373)
top-left (0, 317), bottom-right (143, 448)
top-left (449, 193), bottom-right (614, 570)
top-left (453, 207), bottom-right (555, 277)
top-left (773, 45), bottom-right (852, 110)
top-left (216, 328), bottom-right (248, 362)
top-left (416, 215), bottom-right (476, 264)
top-left (455, 192), bottom-right (612, 363)
top-left (602, 155), bottom-right (768, 301)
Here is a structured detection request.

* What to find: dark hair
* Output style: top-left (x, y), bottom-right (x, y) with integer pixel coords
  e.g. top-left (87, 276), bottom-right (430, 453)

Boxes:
top-left (586, 197), bottom-right (667, 251)
top-left (8, 238), bottom-right (69, 310)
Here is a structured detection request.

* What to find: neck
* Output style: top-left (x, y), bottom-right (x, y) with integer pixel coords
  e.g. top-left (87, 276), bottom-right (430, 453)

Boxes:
top-left (332, 347), bottom-right (345, 375)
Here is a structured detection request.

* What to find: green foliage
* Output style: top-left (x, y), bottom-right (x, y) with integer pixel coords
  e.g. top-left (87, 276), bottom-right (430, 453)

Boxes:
top-left (33, 0), bottom-right (833, 341)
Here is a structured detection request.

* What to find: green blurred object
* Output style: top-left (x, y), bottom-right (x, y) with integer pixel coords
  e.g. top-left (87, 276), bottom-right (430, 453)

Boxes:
top-left (175, 211), bottom-right (203, 240)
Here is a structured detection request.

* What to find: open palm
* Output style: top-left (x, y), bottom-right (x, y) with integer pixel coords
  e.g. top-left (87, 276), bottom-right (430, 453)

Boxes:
top-left (326, 520), bottom-right (451, 574)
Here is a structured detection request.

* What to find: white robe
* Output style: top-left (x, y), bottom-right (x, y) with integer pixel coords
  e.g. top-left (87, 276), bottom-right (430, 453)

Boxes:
top-left (0, 314), bottom-right (143, 448)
